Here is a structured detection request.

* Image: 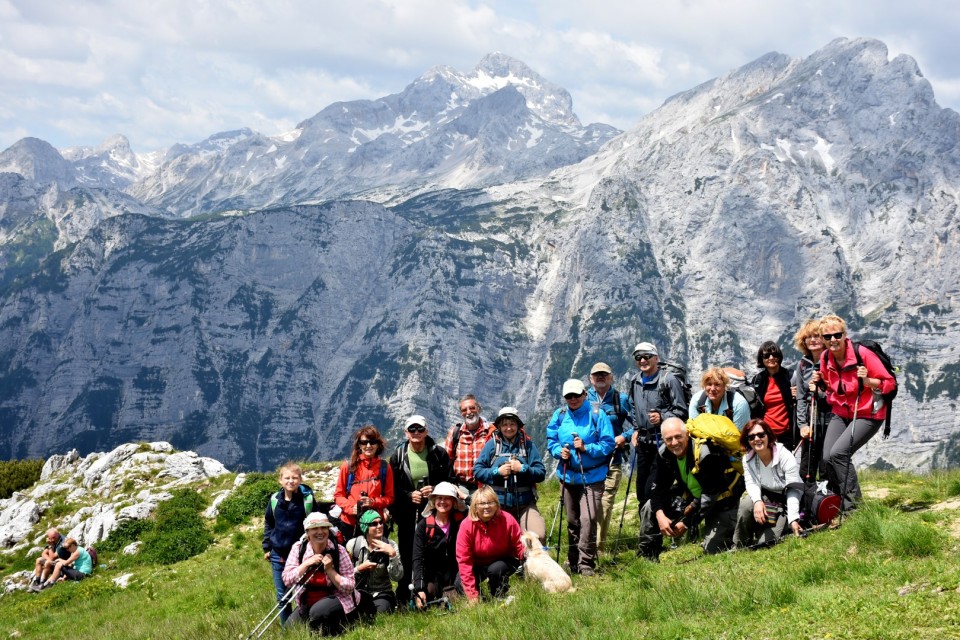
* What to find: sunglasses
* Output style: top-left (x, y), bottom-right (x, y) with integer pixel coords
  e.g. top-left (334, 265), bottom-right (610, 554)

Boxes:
top-left (406, 425), bottom-right (426, 433)
top-left (368, 520), bottom-right (383, 526)
top-left (747, 433), bottom-right (766, 441)
top-left (564, 393), bottom-right (583, 400)
top-left (634, 354), bottom-right (654, 361)
top-left (358, 440), bottom-right (377, 446)
top-left (821, 331), bottom-right (844, 341)
top-left (762, 353), bottom-right (780, 360)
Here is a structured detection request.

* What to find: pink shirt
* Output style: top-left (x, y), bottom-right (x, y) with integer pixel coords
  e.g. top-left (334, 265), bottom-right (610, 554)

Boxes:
top-left (455, 510), bottom-right (524, 601)
top-left (820, 339), bottom-right (896, 420)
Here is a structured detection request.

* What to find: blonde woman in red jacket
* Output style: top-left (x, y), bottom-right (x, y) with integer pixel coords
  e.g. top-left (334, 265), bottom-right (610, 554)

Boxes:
top-left (811, 315), bottom-right (896, 511)
top-left (455, 485), bottom-right (524, 603)
top-left (334, 425), bottom-right (395, 540)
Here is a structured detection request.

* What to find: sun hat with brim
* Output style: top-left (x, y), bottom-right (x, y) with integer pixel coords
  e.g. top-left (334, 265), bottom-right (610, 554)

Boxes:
top-left (494, 406), bottom-right (524, 428)
top-left (303, 512), bottom-right (334, 530)
top-left (425, 481), bottom-right (467, 514)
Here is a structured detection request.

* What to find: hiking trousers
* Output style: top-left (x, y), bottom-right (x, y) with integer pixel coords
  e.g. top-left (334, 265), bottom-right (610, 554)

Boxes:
top-left (504, 503), bottom-right (546, 547)
top-left (562, 480), bottom-right (604, 572)
top-left (732, 493), bottom-right (788, 548)
top-left (822, 415), bottom-right (881, 511)
top-left (597, 463), bottom-right (622, 551)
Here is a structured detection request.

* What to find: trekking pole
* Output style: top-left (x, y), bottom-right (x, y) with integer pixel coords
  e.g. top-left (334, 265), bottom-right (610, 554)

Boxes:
top-left (571, 433), bottom-right (597, 556)
top-left (245, 563), bottom-right (320, 640)
top-left (510, 455), bottom-right (521, 522)
top-left (613, 445), bottom-right (637, 555)
top-left (551, 454), bottom-right (568, 563)
top-left (806, 394), bottom-right (818, 481)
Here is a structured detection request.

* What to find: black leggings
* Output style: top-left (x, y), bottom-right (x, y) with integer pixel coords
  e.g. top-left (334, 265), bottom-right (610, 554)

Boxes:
top-left (286, 595), bottom-right (357, 636)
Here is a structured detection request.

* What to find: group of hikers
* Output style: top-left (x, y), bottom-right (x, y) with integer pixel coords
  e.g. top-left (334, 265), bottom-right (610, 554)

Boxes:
top-left (258, 313), bottom-right (898, 635)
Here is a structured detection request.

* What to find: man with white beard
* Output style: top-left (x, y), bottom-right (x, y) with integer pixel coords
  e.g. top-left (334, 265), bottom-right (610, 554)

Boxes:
top-left (444, 394), bottom-right (493, 495)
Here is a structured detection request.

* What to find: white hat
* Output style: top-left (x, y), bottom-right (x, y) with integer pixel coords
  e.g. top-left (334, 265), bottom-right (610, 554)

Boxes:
top-left (425, 481), bottom-right (467, 514)
top-left (404, 414), bottom-right (427, 430)
top-left (303, 512), bottom-right (335, 530)
top-left (632, 342), bottom-right (659, 356)
top-left (562, 379), bottom-right (586, 396)
top-left (494, 406), bottom-right (524, 427)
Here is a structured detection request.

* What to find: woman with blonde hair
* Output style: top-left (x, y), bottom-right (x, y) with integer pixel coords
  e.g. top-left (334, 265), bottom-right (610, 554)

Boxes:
top-left (689, 367), bottom-right (751, 431)
top-left (455, 486), bottom-right (524, 603)
top-left (811, 315), bottom-right (896, 511)
top-left (793, 319), bottom-right (830, 482)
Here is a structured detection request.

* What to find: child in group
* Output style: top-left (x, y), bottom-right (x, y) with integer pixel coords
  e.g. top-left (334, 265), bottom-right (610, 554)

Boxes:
top-left (263, 462), bottom-right (318, 622)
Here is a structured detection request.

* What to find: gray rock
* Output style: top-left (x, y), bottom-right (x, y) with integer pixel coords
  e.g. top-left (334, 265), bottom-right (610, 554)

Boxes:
top-left (0, 499), bottom-right (41, 548)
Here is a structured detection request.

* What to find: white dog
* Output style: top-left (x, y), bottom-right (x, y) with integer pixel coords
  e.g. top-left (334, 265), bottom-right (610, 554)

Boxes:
top-left (521, 531), bottom-right (575, 593)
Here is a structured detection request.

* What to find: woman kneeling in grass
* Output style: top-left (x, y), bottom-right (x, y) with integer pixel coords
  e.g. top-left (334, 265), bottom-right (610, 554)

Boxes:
top-left (283, 513), bottom-right (358, 635)
top-left (455, 485), bottom-right (524, 604)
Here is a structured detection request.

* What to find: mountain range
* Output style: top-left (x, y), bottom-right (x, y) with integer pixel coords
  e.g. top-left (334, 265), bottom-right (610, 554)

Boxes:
top-left (0, 39), bottom-right (957, 472)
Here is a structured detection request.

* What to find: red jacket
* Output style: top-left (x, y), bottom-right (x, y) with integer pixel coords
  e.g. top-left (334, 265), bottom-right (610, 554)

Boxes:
top-left (455, 509), bottom-right (524, 601)
top-left (334, 457), bottom-right (394, 526)
top-left (820, 339), bottom-right (896, 421)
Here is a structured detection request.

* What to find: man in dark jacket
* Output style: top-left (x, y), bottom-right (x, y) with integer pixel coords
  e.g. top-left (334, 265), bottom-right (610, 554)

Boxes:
top-left (638, 418), bottom-right (744, 560)
top-left (626, 342), bottom-right (689, 521)
top-left (389, 414), bottom-right (451, 606)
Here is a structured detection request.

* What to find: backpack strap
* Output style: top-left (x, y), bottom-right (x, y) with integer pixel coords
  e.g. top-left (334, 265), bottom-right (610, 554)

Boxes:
top-left (695, 391), bottom-right (734, 419)
top-left (695, 391), bottom-right (707, 414)
top-left (450, 423), bottom-right (464, 461)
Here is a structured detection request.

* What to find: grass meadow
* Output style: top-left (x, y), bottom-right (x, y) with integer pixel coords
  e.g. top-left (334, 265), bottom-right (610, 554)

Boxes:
top-left (2, 468), bottom-right (959, 639)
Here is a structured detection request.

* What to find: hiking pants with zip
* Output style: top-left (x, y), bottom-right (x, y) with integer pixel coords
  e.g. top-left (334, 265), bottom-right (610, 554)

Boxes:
top-left (562, 480), bottom-right (604, 572)
top-left (822, 415), bottom-right (881, 511)
top-left (597, 463), bottom-right (622, 551)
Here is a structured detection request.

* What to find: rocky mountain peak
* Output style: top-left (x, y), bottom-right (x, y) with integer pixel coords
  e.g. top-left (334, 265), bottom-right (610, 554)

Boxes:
top-left (0, 137), bottom-right (75, 188)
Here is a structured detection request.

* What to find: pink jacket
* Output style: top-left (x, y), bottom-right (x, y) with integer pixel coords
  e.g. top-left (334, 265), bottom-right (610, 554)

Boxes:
top-left (282, 538), bottom-right (357, 614)
top-left (820, 339), bottom-right (896, 421)
top-left (455, 509), bottom-right (524, 600)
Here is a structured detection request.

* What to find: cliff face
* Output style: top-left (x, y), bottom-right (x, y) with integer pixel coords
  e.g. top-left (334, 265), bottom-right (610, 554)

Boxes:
top-left (0, 39), bottom-right (957, 471)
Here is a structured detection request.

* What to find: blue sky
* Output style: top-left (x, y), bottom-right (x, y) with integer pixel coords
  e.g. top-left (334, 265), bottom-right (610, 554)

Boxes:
top-left (2, 0), bottom-right (958, 153)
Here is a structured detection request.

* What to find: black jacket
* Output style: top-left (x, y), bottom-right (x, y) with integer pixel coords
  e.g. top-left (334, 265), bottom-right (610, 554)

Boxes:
top-left (411, 510), bottom-right (464, 590)
top-left (388, 437), bottom-right (451, 518)
top-left (753, 367), bottom-right (796, 435)
top-left (649, 442), bottom-right (743, 518)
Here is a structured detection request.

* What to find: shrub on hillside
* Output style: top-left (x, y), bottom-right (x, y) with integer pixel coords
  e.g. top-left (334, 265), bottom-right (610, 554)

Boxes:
top-left (96, 518), bottom-right (153, 554)
top-left (215, 472), bottom-right (278, 527)
top-left (0, 459), bottom-right (44, 499)
top-left (139, 488), bottom-right (213, 565)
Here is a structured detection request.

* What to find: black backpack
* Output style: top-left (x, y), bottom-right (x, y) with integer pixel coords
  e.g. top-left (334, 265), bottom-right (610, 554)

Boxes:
top-left (852, 341), bottom-right (899, 439)
top-left (724, 367), bottom-right (765, 419)
top-left (658, 361), bottom-right (693, 413)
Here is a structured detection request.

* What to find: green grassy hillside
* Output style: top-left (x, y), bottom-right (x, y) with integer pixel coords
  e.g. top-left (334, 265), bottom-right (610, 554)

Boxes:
top-left (2, 469), bottom-right (959, 639)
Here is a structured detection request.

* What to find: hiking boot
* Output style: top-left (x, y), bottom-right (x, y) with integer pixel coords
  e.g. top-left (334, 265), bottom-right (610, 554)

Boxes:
top-left (38, 581), bottom-right (53, 591)
top-left (579, 567), bottom-right (595, 577)
top-left (28, 581), bottom-right (41, 593)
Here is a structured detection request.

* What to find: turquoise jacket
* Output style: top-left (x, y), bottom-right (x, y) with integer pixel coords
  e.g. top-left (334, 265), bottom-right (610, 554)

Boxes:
top-left (546, 402), bottom-right (615, 485)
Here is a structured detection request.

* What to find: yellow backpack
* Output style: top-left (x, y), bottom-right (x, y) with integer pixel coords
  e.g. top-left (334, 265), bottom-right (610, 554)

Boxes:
top-left (686, 413), bottom-right (744, 475)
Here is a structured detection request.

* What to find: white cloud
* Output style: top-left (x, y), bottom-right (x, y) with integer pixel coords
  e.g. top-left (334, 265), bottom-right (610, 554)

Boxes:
top-left (0, 0), bottom-right (958, 152)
